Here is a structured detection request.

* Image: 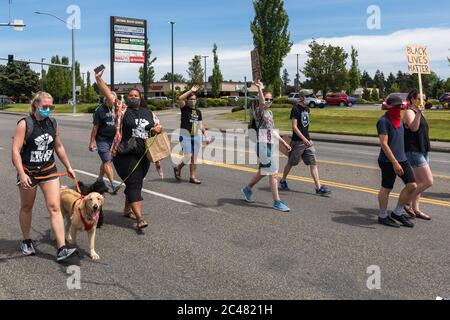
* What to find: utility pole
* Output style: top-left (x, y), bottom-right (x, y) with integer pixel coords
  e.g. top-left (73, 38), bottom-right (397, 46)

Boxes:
top-left (41, 58), bottom-right (45, 91)
top-left (244, 76), bottom-right (248, 122)
top-left (169, 21), bottom-right (176, 108)
top-left (296, 53), bottom-right (300, 93)
top-left (202, 55), bottom-right (209, 97)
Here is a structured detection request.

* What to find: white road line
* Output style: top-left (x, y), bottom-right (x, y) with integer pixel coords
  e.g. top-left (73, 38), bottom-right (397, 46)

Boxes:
top-left (74, 169), bottom-right (197, 206)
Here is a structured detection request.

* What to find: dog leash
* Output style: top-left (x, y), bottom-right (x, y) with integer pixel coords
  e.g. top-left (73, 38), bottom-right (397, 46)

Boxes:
top-left (111, 134), bottom-right (159, 195)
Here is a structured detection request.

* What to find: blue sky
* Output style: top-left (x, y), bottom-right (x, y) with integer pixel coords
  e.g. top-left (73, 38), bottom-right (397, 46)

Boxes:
top-left (1, 0), bottom-right (449, 84)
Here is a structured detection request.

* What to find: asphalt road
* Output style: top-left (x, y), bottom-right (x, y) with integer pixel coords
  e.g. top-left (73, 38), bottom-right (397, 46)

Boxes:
top-left (0, 112), bottom-right (449, 300)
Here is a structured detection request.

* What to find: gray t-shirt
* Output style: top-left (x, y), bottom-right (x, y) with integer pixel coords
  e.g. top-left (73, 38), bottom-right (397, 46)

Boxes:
top-left (377, 113), bottom-right (407, 163)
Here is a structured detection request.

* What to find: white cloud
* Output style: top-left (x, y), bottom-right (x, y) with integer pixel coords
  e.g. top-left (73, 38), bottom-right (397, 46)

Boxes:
top-left (287, 27), bottom-right (450, 78)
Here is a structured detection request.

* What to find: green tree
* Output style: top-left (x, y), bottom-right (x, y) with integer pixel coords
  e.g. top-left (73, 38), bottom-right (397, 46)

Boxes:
top-left (303, 40), bottom-right (348, 96)
top-left (362, 88), bottom-right (371, 101)
top-left (161, 72), bottom-right (185, 82)
top-left (373, 70), bottom-right (385, 97)
top-left (211, 43), bottom-right (223, 98)
top-left (187, 55), bottom-right (204, 87)
top-left (281, 68), bottom-right (290, 94)
top-left (348, 46), bottom-right (360, 94)
top-left (385, 72), bottom-right (396, 93)
top-left (139, 41), bottom-right (157, 90)
top-left (43, 55), bottom-right (71, 103)
top-left (0, 61), bottom-right (40, 99)
top-left (371, 87), bottom-right (379, 101)
top-left (389, 83), bottom-right (400, 93)
top-left (251, 0), bottom-right (292, 96)
top-left (360, 70), bottom-right (373, 88)
top-left (84, 71), bottom-right (97, 103)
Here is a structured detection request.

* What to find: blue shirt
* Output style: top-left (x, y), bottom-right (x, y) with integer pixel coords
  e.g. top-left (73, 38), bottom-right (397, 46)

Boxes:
top-left (377, 113), bottom-right (407, 163)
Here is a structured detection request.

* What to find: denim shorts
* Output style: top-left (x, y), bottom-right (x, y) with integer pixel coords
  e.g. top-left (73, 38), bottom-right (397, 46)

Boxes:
top-left (96, 140), bottom-right (113, 163)
top-left (256, 143), bottom-right (278, 175)
top-left (406, 151), bottom-right (429, 168)
top-left (180, 135), bottom-right (201, 156)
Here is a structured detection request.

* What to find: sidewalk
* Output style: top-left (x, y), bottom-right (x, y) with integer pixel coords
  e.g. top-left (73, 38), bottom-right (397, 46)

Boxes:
top-left (3, 109), bottom-right (449, 153)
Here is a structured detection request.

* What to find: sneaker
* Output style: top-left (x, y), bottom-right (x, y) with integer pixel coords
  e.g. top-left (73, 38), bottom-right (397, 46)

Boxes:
top-left (111, 181), bottom-right (121, 192)
top-left (391, 213), bottom-right (414, 228)
top-left (242, 187), bottom-right (254, 203)
top-left (378, 216), bottom-right (400, 228)
top-left (273, 200), bottom-right (290, 212)
top-left (279, 180), bottom-right (289, 191)
top-left (20, 239), bottom-right (36, 256)
top-left (56, 246), bottom-right (78, 262)
top-left (316, 185), bottom-right (332, 196)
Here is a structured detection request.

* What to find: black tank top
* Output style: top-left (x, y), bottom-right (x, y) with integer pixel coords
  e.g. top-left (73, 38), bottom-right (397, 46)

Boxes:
top-left (404, 109), bottom-right (430, 153)
top-left (121, 107), bottom-right (155, 154)
top-left (20, 115), bottom-right (57, 170)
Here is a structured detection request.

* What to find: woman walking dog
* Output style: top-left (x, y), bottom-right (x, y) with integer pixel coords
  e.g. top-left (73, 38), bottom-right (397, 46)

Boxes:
top-left (11, 92), bottom-right (78, 262)
top-left (96, 69), bottom-right (162, 231)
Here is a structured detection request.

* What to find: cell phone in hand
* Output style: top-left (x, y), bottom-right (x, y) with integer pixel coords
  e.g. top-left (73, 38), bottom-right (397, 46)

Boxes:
top-left (94, 64), bottom-right (106, 74)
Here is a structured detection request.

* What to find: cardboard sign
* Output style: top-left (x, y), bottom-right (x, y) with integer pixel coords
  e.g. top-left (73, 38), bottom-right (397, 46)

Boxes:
top-left (406, 45), bottom-right (431, 75)
top-left (251, 49), bottom-right (262, 82)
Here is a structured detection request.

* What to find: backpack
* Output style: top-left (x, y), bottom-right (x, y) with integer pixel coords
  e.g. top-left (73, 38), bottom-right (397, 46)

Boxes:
top-left (21, 116), bottom-right (57, 143)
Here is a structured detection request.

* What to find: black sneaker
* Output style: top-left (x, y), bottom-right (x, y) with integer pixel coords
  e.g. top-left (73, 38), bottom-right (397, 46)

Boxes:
top-left (20, 239), bottom-right (36, 256)
top-left (391, 213), bottom-right (414, 228)
top-left (56, 246), bottom-right (78, 262)
top-left (378, 216), bottom-right (400, 228)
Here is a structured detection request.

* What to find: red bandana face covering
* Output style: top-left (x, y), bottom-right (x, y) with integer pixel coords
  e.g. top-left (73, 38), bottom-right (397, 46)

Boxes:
top-left (387, 107), bottom-right (402, 129)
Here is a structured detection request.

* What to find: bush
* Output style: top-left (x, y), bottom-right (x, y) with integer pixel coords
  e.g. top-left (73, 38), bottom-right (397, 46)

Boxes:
top-left (197, 98), bottom-right (228, 108)
top-left (273, 96), bottom-right (293, 105)
top-left (427, 99), bottom-right (439, 106)
top-left (147, 100), bottom-right (172, 111)
top-left (231, 104), bottom-right (291, 112)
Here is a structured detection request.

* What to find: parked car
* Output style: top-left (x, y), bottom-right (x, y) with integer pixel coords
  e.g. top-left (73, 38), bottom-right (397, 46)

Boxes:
top-left (148, 96), bottom-right (169, 101)
top-left (382, 93), bottom-right (409, 110)
top-left (325, 93), bottom-right (353, 107)
top-left (288, 92), bottom-right (302, 104)
top-left (439, 92), bottom-right (450, 108)
top-left (304, 94), bottom-right (326, 108)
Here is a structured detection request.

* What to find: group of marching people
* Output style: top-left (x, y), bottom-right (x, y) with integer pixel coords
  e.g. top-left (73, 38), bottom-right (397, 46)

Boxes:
top-left (11, 65), bottom-right (433, 261)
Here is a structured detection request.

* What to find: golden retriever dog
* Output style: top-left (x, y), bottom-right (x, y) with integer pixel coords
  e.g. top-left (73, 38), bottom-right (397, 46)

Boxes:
top-left (60, 188), bottom-right (104, 260)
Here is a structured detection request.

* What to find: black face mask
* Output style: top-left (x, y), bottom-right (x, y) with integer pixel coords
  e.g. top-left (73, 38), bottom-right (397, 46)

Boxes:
top-left (127, 98), bottom-right (141, 109)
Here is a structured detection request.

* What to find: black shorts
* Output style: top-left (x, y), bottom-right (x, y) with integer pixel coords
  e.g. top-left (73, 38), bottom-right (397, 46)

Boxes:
top-left (378, 161), bottom-right (416, 190)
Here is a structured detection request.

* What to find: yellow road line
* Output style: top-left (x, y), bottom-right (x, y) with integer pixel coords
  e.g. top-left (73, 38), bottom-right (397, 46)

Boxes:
top-left (171, 141), bottom-right (450, 180)
top-left (191, 158), bottom-right (450, 208)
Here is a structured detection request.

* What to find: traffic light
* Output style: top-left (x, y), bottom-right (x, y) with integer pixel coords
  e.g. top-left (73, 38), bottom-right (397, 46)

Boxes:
top-left (8, 55), bottom-right (14, 65)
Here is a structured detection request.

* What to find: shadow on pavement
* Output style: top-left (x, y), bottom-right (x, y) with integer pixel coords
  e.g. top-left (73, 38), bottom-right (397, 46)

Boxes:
top-left (215, 198), bottom-right (272, 210)
top-left (331, 207), bottom-right (379, 229)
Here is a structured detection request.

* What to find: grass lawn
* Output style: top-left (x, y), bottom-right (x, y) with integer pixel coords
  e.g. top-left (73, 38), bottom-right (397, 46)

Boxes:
top-left (2, 104), bottom-right (97, 113)
top-left (218, 108), bottom-right (450, 142)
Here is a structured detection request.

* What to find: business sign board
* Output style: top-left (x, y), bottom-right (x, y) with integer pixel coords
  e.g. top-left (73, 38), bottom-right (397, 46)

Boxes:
top-left (110, 16), bottom-right (148, 97)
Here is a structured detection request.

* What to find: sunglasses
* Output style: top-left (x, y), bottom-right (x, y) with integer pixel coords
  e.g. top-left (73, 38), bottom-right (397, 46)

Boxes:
top-left (41, 105), bottom-right (54, 110)
top-left (265, 98), bottom-right (273, 102)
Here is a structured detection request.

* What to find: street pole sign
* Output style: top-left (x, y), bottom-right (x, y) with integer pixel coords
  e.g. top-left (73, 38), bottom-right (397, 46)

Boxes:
top-left (110, 16), bottom-right (148, 99)
top-left (406, 45), bottom-right (431, 107)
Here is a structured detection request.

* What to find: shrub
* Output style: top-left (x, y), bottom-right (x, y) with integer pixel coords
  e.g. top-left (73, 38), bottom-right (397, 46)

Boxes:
top-left (147, 100), bottom-right (172, 110)
top-left (197, 98), bottom-right (228, 108)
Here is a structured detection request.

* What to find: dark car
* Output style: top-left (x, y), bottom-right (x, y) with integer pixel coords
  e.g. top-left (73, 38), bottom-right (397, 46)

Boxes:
top-left (439, 93), bottom-right (450, 108)
top-left (382, 93), bottom-right (409, 110)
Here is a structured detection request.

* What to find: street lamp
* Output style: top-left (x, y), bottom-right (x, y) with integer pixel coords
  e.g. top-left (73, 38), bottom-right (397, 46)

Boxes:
top-left (201, 55), bottom-right (209, 97)
top-left (294, 53), bottom-right (307, 93)
top-left (169, 21), bottom-right (176, 108)
top-left (35, 11), bottom-right (77, 113)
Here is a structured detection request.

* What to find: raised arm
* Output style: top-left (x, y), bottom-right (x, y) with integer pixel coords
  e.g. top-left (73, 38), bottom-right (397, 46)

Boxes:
top-left (404, 106), bottom-right (422, 132)
top-left (177, 85), bottom-right (200, 108)
top-left (255, 80), bottom-right (266, 110)
top-left (95, 69), bottom-right (115, 107)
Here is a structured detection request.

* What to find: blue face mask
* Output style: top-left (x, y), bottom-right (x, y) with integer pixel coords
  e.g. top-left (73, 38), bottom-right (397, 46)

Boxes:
top-left (38, 106), bottom-right (52, 118)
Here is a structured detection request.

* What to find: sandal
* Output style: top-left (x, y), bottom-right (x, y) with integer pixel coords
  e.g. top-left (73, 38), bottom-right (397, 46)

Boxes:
top-left (137, 219), bottom-right (148, 230)
top-left (404, 206), bottom-right (416, 219)
top-left (414, 211), bottom-right (431, 221)
top-left (173, 167), bottom-right (181, 181)
top-left (189, 178), bottom-right (202, 185)
top-left (123, 210), bottom-right (136, 220)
